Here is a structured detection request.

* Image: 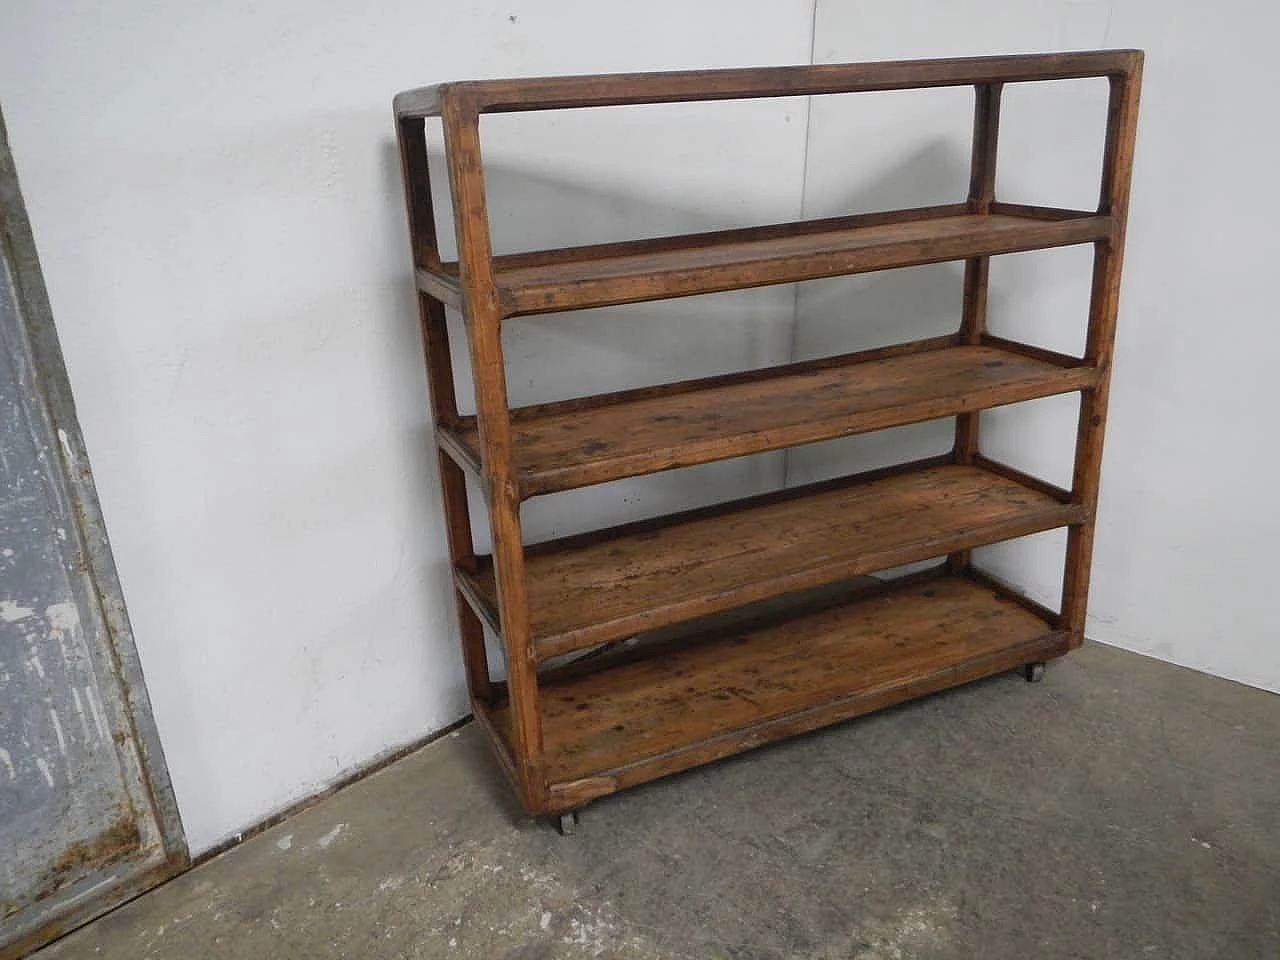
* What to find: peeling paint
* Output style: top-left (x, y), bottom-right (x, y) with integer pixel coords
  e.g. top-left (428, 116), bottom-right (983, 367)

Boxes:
top-left (46, 602), bottom-right (79, 666)
top-left (84, 686), bottom-right (109, 744)
top-left (46, 602), bottom-right (79, 633)
top-left (55, 427), bottom-right (73, 466)
top-left (49, 709), bottom-right (68, 756)
top-left (1, 601), bottom-right (36, 622)
top-left (70, 687), bottom-right (92, 743)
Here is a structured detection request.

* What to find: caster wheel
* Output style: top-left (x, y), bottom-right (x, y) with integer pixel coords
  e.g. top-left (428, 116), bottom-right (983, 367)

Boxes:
top-left (1022, 662), bottom-right (1046, 683)
top-left (555, 811), bottom-right (579, 836)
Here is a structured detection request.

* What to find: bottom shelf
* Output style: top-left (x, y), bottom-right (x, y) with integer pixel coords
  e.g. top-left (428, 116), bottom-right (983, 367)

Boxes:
top-left (480, 570), bottom-right (1072, 813)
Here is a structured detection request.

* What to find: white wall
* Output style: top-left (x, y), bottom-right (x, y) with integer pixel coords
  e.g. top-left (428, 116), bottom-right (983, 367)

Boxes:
top-left (0, 0), bottom-right (814, 852)
top-left (3, 0), bottom-right (1276, 854)
top-left (796, 0), bottom-right (1280, 693)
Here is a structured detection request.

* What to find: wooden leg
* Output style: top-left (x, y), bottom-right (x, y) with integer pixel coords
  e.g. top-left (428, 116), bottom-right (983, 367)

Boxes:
top-left (1059, 387), bottom-right (1105, 648)
top-left (1060, 68), bottom-right (1142, 645)
top-left (555, 811), bottom-right (579, 836)
top-left (441, 96), bottom-right (547, 814)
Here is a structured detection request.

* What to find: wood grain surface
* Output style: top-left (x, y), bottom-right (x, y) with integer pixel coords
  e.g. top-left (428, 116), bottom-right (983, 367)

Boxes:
top-left (460, 460), bottom-right (1085, 659)
top-left (485, 572), bottom-right (1067, 808)
top-left (417, 206), bottom-right (1111, 316)
top-left (394, 50), bottom-right (1142, 117)
top-left (441, 340), bottom-right (1096, 496)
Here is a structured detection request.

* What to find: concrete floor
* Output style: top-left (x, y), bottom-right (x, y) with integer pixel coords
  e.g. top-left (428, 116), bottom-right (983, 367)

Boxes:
top-left (35, 642), bottom-right (1280, 959)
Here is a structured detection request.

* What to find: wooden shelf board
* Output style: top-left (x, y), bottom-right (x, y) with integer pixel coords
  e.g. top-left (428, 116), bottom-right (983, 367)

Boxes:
top-left (482, 571), bottom-right (1070, 811)
top-left (417, 205), bottom-right (1111, 316)
top-left (439, 338), bottom-right (1095, 497)
top-left (457, 459), bottom-right (1085, 659)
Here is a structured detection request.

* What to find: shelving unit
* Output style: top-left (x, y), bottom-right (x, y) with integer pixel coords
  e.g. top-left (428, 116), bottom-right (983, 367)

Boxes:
top-left (393, 50), bottom-right (1142, 828)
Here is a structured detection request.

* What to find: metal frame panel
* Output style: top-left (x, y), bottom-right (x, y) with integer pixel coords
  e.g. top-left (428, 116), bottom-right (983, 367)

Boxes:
top-left (0, 105), bottom-right (187, 959)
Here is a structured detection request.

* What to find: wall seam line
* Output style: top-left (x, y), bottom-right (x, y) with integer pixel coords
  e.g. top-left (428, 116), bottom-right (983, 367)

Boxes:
top-left (780, 0), bottom-right (820, 489)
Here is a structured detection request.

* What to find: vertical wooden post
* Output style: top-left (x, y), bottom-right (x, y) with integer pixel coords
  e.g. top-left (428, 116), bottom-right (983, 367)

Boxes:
top-left (948, 82), bottom-right (1003, 575)
top-left (438, 93), bottom-right (546, 811)
top-left (396, 117), bottom-right (493, 704)
top-left (1060, 56), bottom-right (1143, 644)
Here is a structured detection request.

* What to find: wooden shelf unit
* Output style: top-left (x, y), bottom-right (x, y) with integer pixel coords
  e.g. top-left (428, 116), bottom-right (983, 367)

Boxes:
top-left (394, 50), bottom-right (1142, 820)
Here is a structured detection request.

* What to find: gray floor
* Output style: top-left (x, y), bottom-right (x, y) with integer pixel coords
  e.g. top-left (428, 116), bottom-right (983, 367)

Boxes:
top-left (36, 642), bottom-right (1280, 959)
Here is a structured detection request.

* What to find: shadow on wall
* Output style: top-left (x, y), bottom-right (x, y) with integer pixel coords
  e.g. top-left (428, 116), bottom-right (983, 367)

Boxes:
top-left (382, 143), bottom-right (802, 550)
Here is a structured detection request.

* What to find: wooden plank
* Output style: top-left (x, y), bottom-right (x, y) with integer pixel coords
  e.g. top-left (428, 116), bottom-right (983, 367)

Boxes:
top-left (438, 341), bottom-right (1098, 497)
top-left (415, 266), bottom-right (462, 308)
top-left (497, 211), bottom-right (1111, 316)
top-left (484, 573), bottom-right (1068, 811)
top-left (978, 332), bottom-right (1086, 369)
top-left (393, 50), bottom-right (1143, 118)
top-left (988, 200), bottom-right (1115, 223)
top-left (966, 566), bottom-right (1063, 627)
top-left (509, 332), bottom-right (957, 420)
top-left (471, 697), bottom-right (522, 796)
top-left (971, 454), bottom-right (1074, 505)
top-left (518, 456), bottom-right (952, 559)
top-left (472, 203), bottom-right (967, 270)
top-left (434, 423), bottom-right (484, 484)
top-left (414, 204), bottom-right (967, 310)
top-left (459, 461), bottom-right (1086, 659)
top-left (415, 205), bottom-right (1107, 316)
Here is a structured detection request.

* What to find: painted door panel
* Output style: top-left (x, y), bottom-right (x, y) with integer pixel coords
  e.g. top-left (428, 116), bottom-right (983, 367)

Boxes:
top-left (1, 107), bottom-right (186, 957)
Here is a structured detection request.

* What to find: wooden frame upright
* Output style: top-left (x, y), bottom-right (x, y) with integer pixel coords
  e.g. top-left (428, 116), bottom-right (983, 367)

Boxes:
top-left (394, 50), bottom-right (1143, 822)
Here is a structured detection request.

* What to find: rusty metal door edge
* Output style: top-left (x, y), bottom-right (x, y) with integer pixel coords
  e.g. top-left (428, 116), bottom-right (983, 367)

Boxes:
top-left (0, 106), bottom-right (189, 957)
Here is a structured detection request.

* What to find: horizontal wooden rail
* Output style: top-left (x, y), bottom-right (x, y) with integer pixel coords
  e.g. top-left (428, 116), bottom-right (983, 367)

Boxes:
top-left (416, 204), bottom-right (1112, 316)
top-left (457, 458), bottom-right (1087, 659)
top-left (395, 50), bottom-right (1143, 118)
top-left (436, 336), bottom-right (1099, 498)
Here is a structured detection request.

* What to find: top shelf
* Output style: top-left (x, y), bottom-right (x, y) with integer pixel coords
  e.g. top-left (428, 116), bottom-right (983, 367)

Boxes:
top-left (394, 50), bottom-right (1143, 117)
top-left (418, 203), bottom-right (1113, 317)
